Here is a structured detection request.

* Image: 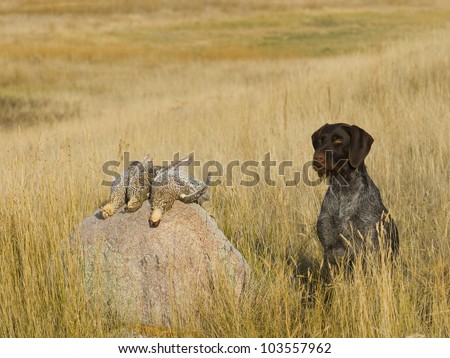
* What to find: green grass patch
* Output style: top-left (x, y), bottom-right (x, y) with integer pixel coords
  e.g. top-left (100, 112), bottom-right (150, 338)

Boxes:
top-left (1, 5), bottom-right (449, 103)
top-left (110, 9), bottom-right (450, 60)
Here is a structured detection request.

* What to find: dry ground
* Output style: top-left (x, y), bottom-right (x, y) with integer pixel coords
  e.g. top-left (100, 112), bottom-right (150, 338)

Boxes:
top-left (0, 0), bottom-right (449, 337)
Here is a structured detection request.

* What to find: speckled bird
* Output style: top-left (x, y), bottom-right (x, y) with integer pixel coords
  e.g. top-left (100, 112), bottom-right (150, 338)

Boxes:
top-left (149, 156), bottom-right (210, 227)
top-left (101, 156), bottom-right (159, 219)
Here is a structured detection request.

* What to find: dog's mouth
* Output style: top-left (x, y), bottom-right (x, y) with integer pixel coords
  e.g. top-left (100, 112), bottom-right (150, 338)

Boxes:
top-left (314, 166), bottom-right (327, 178)
top-left (313, 158), bottom-right (327, 178)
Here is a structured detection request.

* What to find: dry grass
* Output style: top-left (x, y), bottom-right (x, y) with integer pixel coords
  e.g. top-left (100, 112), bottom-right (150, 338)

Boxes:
top-left (0, 0), bottom-right (449, 337)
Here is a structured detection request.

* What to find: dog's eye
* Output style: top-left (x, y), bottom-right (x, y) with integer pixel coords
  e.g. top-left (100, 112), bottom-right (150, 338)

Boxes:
top-left (334, 138), bottom-right (343, 145)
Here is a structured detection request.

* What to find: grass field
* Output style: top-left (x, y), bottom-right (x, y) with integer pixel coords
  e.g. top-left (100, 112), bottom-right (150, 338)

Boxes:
top-left (0, 0), bottom-right (449, 337)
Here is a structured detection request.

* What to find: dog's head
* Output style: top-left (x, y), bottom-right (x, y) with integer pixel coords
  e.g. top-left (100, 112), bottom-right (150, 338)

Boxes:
top-left (311, 123), bottom-right (374, 178)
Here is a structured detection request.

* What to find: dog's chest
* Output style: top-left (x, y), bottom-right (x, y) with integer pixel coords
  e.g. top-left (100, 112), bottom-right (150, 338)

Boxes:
top-left (321, 188), bottom-right (364, 236)
top-left (328, 187), bottom-right (360, 218)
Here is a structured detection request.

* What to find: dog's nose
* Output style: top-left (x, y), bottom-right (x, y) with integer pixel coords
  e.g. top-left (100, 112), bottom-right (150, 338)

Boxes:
top-left (149, 219), bottom-right (160, 228)
top-left (313, 153), bottom-right (325, 168)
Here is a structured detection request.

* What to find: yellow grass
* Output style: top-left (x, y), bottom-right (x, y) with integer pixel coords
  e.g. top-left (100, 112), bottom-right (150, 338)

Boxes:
top-left (0, 0), bottom-right (449, 337)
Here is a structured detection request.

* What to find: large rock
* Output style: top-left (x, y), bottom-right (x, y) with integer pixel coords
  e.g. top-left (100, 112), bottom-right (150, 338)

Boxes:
top-left (74, 200), bottom-right (250, 326)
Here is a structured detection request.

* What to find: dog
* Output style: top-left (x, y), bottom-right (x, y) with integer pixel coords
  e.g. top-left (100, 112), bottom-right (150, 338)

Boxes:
top-left (311, 123), bottom-right (399, 279)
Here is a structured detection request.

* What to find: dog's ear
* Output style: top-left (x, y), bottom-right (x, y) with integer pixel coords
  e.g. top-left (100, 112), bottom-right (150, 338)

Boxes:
top-left (311, 123), bottom-right (328, 149)
top-left (345, 125), bottom-right (374, 168)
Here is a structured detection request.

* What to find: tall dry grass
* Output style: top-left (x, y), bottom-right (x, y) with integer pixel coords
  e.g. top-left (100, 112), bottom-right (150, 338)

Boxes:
top-left (0, 1), bottom-right (449, 337)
